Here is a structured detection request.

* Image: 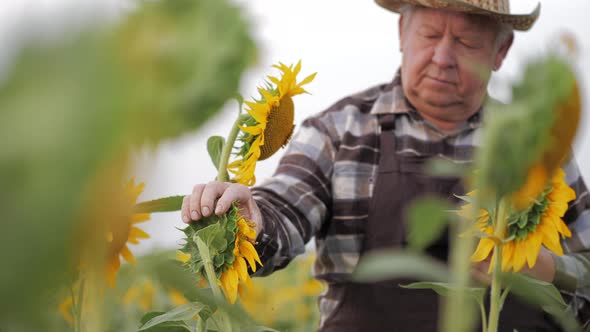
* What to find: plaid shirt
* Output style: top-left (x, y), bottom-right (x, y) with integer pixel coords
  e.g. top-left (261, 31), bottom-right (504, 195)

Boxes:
top-left (252, 72), bottom-right (590, 323)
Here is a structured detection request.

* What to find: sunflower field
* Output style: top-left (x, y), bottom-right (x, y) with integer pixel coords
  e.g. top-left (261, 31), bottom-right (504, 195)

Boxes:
top-left (0, 0), bottom-right (586, 331)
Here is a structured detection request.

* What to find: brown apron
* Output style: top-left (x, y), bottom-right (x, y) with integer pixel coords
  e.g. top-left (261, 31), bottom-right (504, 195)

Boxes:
top-left (320, 114), bottom-right (559, 332)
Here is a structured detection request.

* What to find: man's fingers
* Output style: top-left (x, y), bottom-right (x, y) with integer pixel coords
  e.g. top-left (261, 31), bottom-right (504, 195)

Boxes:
top-left (189, 184), bottom-right (206, 221)
top-left (215, 184), bottom-right (250, 216)
top-left (181, 195), bottom-right (191, 223)
top-left (200, 181), bottom-right (230, 217)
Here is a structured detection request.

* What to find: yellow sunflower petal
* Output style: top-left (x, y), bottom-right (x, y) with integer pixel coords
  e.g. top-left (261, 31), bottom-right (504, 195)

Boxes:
top-left (524, 230), bottom-right (543, 269)
top-left (221, 268), bottom-right (239, 304)
top-left (105, 257), bottom-right (121, 287)
top-left (129, 227), bottom-right (150, 239)
top-left (246, 103), bottom-right (270, 125)
top-left (471, 238), bottom-right (495, 262)
top-left (238, 219), bottom-right (257, 240)
top-left (239, 125), bottom-right (263, 136)
top-left (58, 297), bottom-right (74, 325)
top-left (511, 240), bottom-right (528, 272)
top-left (555, 218), bottom-right (572, 238)
top-left (239, 241), bottom-right (262, 272)
top-left (120, 245), bottom-right (136, 264)
top-left (267, 75), bottom-right (281, 86)
top-left (292, 60), bottom-right (302, 77)
top-left (487, 252), bottom-right (495, 274)
top-left (501, 241), bottom-right (514, 272)
top-left (539, 223), bottom-right (564, 256)
top-left (297, 72), bottom-right (317, 88)
top-left (234, 256), bottom-right (250, 284)
top-left (176, 251), bottom-right (191, 263)
top-left (132, 213), bottom-right (151, 224)
top-left (168, 288), bottom-right (189, 306)
top-left (511, 164), bottom-right (548, 210)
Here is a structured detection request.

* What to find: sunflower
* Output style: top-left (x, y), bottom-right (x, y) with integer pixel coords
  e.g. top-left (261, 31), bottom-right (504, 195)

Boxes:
top-left (105, 178), bottom-right (151, 287)
top-left (58, 294), bottom-right (76, 325)
top-left (122, 279), bottom-right (156, 311)
top-left (178, 204), bottom-right (262, 304)
top-left (506, 65), bottom-right (580, 210)
top-left (228, 61), bottom-right (316, 186)
top-left (467, 168), bottom-right (575, 272)
top-left (219, 217), bottom-right (261, 304)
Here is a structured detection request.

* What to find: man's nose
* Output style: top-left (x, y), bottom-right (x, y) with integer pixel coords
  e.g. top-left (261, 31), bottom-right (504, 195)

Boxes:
top-left (432, 37), bottom-right (457, 68)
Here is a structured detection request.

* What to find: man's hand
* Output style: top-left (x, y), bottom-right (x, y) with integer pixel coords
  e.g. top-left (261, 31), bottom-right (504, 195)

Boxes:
top-left (471, 247), bottom-right (556, 285)
top-left (181, 181), bottom-right (263, 234)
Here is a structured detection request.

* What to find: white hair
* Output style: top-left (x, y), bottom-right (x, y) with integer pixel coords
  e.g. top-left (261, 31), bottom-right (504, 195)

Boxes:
top-left (398, 4), bottom-right (513, 50)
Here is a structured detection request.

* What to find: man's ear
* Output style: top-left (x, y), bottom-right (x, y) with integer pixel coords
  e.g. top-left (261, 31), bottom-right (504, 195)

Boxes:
top-left (493, 32), bottom-right (514, 71)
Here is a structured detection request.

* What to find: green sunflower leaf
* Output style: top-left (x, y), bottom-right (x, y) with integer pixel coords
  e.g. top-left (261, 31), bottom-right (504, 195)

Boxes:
top-left (207, 136), bottom-right (226, 170)
top-left (407, 197), bottom-right (454, 251)
top-left (353, 250), bottom-right (449, 282)
top-left (139, 303), bottom-right (209, 331)
top-left (401, 282), bottom-right (486, 307)
top-left (135, 195), bottom-right (185, 213)
top-left (501, 273), bottom-right (566, 309)
top-left (195, 223), bottom-right (228, 255)
top-left (500, 273), bottom-right (580, 332)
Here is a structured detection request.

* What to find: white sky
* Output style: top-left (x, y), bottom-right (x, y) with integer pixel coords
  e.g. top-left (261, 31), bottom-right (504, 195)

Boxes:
top-left (1, 0), bottom-right (589, 254)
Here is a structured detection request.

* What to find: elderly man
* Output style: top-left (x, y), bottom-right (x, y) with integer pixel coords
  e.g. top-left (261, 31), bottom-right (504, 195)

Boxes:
top-left (182, 0), bottom-right (590, 331)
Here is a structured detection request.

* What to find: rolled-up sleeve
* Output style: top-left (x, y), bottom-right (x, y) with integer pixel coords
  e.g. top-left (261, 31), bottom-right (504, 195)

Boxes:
top-left (553, 156), bottom-right (590, 320)
top-left (251, 114), bottom-right (337, 275)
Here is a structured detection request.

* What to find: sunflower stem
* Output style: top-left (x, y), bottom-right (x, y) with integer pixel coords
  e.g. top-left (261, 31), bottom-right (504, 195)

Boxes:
top-left (479, 300), bottom-right (488, 332)
top-left (217, 113), bottom-right (245, 182)
top-left (197, 317), bottom-right (206, 332)
top-left (70, 285), bottom-right (80, 332)
top-left (487, 198), bottom-right (509, 332)
top-left (76, 277), bottom-right (85, 332)
top-left (442, 207), bottom-right (479, 332)
top-left (196, 236), bottom-right (232, 332)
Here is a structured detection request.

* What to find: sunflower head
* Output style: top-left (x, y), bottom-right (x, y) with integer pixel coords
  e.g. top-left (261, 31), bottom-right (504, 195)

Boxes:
top-left (463, 168), bottom-right (575, 272)
top-left (178, 203), bottom-right (262, 304)
top-left (228, 61), bottom-right (316, 186)
top-left (476, 56), bottom-right (580, 209)
top-left (104, 178), bottom-right (151, 287)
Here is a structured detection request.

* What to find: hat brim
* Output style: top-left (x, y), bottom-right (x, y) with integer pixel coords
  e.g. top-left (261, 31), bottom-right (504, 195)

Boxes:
top-left (375, 0), bottom-right (540, 31)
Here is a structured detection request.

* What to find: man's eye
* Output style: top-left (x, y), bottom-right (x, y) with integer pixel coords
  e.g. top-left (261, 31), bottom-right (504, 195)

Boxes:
top-left (424, 35), bottom-right (440, 40)
top-left (459, 39), bottom-right (479, 49)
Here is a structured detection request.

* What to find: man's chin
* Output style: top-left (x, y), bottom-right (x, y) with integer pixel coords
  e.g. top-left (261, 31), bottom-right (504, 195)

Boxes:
top-left (419, 96), bottom-right (463, 109)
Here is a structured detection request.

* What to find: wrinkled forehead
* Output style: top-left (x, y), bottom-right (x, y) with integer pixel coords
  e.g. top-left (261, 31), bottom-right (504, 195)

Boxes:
top-left (411, 6), bottom-right (499, 32)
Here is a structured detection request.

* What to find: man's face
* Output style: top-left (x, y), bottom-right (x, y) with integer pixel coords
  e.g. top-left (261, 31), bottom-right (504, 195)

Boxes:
top-left (400, 7), bottom-right (511, 127)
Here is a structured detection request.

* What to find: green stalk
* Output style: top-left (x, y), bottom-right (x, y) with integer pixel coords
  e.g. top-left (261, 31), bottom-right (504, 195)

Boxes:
top-left (217, 114), bottom-right (244, 182)
top-left (196, 237), bottom-right (232, 332)
top-left (70, 285), bottom-right (80, 332)
top-left (487, 198), bottom-right (509, 332)
top-left (442, 210), bottom-right (479, 332)
top-left (479, 301), bottom-right (488, 332)
top-left (76, 278), bottom-right (85, 332)
top-left (197, 318), bottom-right (206, 332)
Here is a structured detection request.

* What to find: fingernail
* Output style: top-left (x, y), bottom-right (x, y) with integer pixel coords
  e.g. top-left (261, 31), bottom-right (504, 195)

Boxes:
top-left (215, 204), bottom-right (223, 215)
top-left (202, 206), bottom-right (210, 216)
top-left (182, 215), bottom-right (190, 223)
top-left (191, 210), bottom-right (199, 220)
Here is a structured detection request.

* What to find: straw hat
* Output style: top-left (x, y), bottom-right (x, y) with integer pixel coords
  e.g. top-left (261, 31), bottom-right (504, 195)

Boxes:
top-left (375, 0), bottom-right (540, 31)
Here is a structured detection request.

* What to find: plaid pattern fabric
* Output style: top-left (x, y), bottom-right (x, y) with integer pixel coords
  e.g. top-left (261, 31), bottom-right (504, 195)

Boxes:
top-left (252, 71), bottom-right (590, 323)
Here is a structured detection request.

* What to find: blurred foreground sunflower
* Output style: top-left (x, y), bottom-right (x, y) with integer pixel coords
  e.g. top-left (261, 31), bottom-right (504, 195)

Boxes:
top-left (462, 168), bottom-right (575, 272)
top-left (105, 179), bottom-right (151, 287)
top-left (177, 204), bottom-right (261, 304)
top-left (228, 61), bottom-right (316, 186)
